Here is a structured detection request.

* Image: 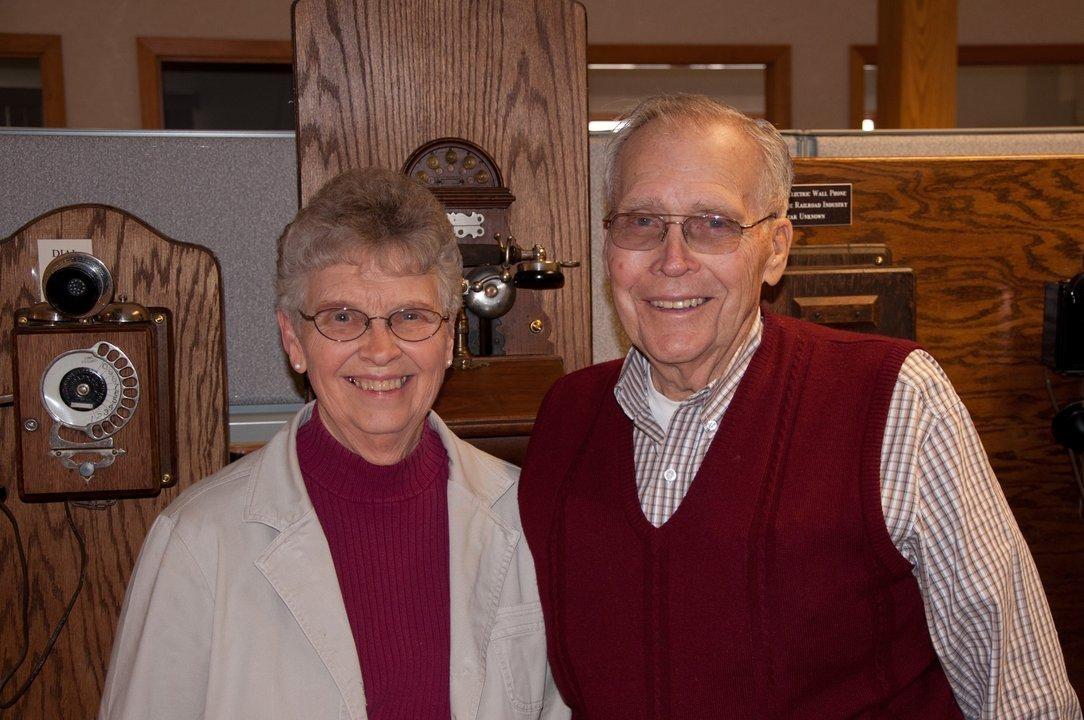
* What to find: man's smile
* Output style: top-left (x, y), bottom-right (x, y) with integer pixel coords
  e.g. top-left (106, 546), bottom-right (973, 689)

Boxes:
top-left (646, 296), bottom-right (711, 310)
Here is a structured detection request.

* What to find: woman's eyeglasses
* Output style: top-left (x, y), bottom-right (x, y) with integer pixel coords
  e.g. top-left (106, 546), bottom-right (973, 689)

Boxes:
top-left (299, 307), bottom-right (448, 342)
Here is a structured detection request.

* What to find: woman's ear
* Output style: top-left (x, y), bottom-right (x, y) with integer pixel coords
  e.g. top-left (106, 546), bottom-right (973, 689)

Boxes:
top-left (276, 309), bottom-right (306, 373)
top-left (443, 316), bottom-right (456, 367)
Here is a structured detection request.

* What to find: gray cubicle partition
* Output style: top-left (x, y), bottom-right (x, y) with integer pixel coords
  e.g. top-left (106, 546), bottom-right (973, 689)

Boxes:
top-left (2, 127), bottom-right (1082, 435)
top-left (0, 130), bottom-right (300, 414)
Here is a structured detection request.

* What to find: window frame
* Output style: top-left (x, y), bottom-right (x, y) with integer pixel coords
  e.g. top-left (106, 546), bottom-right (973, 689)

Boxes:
top-left (587, 44), bottom-right (792, 128)
top-left (136, 37), bottom-right (294, 129)
top-left (0, 32), bottom-right (66, 127)
top-left (849, 43), bottom-right (1084, 129)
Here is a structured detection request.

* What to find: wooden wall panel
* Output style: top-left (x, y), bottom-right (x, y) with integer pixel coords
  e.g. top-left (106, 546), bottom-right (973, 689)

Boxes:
top-left (876, 0), bottom-right (957, 128)
top-left (793, 156), bottom-right (1084, 690)
top-left (292, 0), bottom-right (592, 371)
top-left (0, 206), bottom-right (228, 718)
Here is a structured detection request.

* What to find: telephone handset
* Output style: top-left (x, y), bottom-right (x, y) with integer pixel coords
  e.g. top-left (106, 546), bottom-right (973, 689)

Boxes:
top-left (12, 252), bottom-right (176, 502)
top-left (456, 234), bottom-right (579, 367)
top-left (402, 138), bottom-right (580, 368)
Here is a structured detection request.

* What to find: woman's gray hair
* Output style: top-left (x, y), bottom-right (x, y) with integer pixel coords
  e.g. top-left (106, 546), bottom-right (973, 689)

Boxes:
top-left (603, 94), bottom-right (794, 217)
top-left (276, 167), bottom-right (462, 317)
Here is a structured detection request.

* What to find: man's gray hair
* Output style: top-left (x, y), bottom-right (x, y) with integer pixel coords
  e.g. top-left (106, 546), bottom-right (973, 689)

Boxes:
top-left (275, 167), bottom-right (462, 317)
top-left (603, 94), bottom-right (794, 217)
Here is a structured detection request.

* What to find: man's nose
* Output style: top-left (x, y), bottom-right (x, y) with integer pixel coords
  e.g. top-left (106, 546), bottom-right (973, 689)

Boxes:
top-left (655, 222), bottom-right (698, 276)
top-left (356, 321), bottom-right (403, 364)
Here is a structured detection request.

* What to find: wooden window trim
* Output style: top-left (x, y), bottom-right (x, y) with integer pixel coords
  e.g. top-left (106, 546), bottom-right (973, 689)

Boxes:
top-left (0, 33), bottom-right (66, 127)
top-left (849, 44), bottom-right (1084, 128)
top-left (136, 37), bottom-right (293, 129)
top-left (588, 44), bottom-right (792, 129)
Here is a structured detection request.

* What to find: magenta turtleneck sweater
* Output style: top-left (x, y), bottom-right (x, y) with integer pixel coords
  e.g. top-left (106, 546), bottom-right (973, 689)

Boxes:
top-left (297, 404), bottom-right (451, 719)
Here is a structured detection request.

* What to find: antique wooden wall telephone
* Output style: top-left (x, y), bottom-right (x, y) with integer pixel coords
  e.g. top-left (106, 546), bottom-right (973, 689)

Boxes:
top-left (12, 251), bottom-right (175, 502)
top-left (403, 138), bottom-right (580, 368)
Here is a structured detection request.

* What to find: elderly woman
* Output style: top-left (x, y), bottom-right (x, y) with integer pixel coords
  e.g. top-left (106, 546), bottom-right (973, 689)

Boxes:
top-left (100, 168), bottom-right (567, 719)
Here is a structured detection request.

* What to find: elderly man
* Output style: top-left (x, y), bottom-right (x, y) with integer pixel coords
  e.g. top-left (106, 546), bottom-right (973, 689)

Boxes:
top-left (519, 95), bottom-right (1080, 718)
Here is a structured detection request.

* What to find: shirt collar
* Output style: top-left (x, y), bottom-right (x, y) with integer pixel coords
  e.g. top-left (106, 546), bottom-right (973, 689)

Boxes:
top-left (614, 314), bottom-right (765, 437)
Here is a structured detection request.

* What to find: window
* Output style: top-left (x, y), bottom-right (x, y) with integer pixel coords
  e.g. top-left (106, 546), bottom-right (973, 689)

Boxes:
top-left (850, 44), bottom-right (1084, 129)
top-left (588, 45), bottom-right (791, 130)
top-left (137, 37), bottom-right (293, 130)
top-left (0, 33), bottom-right (65, 127)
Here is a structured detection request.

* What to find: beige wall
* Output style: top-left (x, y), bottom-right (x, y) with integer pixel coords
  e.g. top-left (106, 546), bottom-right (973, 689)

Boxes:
top-left (2, 0), bottom-right (1082, 129)
top-left (1, 0), bottom-right (293, 129)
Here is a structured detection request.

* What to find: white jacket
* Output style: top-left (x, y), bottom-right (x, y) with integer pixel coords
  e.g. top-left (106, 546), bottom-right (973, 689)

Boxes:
top-left (99, 405), bottom-right (569, 720)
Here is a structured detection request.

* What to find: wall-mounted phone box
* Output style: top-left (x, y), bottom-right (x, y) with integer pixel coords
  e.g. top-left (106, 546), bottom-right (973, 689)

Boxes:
top-left (13, 320), bottom-right (174, 502)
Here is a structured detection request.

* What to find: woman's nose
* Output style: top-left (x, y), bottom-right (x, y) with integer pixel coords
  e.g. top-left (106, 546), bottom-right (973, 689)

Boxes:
top-left (356, 321), bottom-right (403, 364)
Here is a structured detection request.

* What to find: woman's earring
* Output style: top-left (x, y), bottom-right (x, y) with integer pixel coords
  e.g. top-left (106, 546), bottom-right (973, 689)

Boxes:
top-left (294, 363), bottom-right (303, 372)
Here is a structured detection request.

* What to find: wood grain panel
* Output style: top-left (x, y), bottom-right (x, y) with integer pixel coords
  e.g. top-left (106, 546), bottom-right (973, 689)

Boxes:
top-left (434, 354), bottom-right (564, 436)
top-left (292, 0), bottom-right (592, 371)
top-left (0, 205), bottom-right (228, 718)
top-left (876, 0), bottom-right (957, 128)
top-left (793, 156), bottom-right (1084, 689)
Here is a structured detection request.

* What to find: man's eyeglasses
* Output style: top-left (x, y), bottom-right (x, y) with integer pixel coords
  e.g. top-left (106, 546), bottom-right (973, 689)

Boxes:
top-left (299, 307), bottom-right (448, 342)
top-left (603, 211), bottom-right (777, 255)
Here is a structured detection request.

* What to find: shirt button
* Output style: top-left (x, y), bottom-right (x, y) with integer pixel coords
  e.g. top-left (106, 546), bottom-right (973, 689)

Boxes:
top-left (705, 419), bottom-right (719, 432)
top-left (663, 468), bottom-right (677, 484)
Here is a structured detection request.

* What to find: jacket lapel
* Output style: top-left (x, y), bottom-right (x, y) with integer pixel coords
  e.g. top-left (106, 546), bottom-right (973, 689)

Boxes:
top-left (431, 415), bottom-right (519, 720)
top-left (244, 405), bottom-right (367, 720)
top-left (255, 512), bottom-right (368, 720)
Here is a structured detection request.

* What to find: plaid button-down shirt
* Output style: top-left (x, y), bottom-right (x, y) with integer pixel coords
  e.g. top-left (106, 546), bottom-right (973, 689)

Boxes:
top-left (613, 315), bottom-right (1080, 719)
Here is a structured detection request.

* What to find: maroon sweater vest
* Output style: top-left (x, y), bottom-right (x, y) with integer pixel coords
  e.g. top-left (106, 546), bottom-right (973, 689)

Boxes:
top-left (520, 314), bottom-right (963, 719)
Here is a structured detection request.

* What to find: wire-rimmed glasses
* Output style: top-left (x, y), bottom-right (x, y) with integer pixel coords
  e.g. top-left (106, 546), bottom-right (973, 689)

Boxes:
top-left (603, 211), bottom-right (777, 255)
top-left (299, 307), bottom-right (448, 342)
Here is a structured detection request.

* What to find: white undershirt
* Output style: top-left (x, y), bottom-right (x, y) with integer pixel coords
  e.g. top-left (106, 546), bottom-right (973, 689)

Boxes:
top-left (644, 381), bottom-right (681, 434)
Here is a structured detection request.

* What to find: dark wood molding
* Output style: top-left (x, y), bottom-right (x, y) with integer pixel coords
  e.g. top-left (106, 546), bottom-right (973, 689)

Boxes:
top-left (849, 43), bottom-right (1084, 128)
top-left (587, 44), bottom-right (792, 128)
top-left (0, 32), bottom-right (66, 127)
top-left (136, 37), bottom-right (293, 129)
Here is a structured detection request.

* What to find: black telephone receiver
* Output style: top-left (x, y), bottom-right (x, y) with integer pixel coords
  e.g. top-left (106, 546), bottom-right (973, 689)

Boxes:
top-left (1045, 272), bottom-right (1084, 450)
top-left (1043, 272), bottom-right (1084, 513)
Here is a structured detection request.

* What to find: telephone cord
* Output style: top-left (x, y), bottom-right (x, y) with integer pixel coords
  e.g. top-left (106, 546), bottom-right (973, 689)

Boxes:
top-left (0, 499), bottom-right (88, 710)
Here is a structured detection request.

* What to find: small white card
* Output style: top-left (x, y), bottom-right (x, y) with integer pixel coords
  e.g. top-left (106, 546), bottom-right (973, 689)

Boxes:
top-left (36, 239), bottom-right (95, 300)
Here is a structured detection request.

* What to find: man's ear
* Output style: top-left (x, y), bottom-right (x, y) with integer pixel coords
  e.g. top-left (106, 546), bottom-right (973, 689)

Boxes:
top-left (276, 309), bottom-right (306, 373)
top-left (761, 217), bottom-right (793, 286)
